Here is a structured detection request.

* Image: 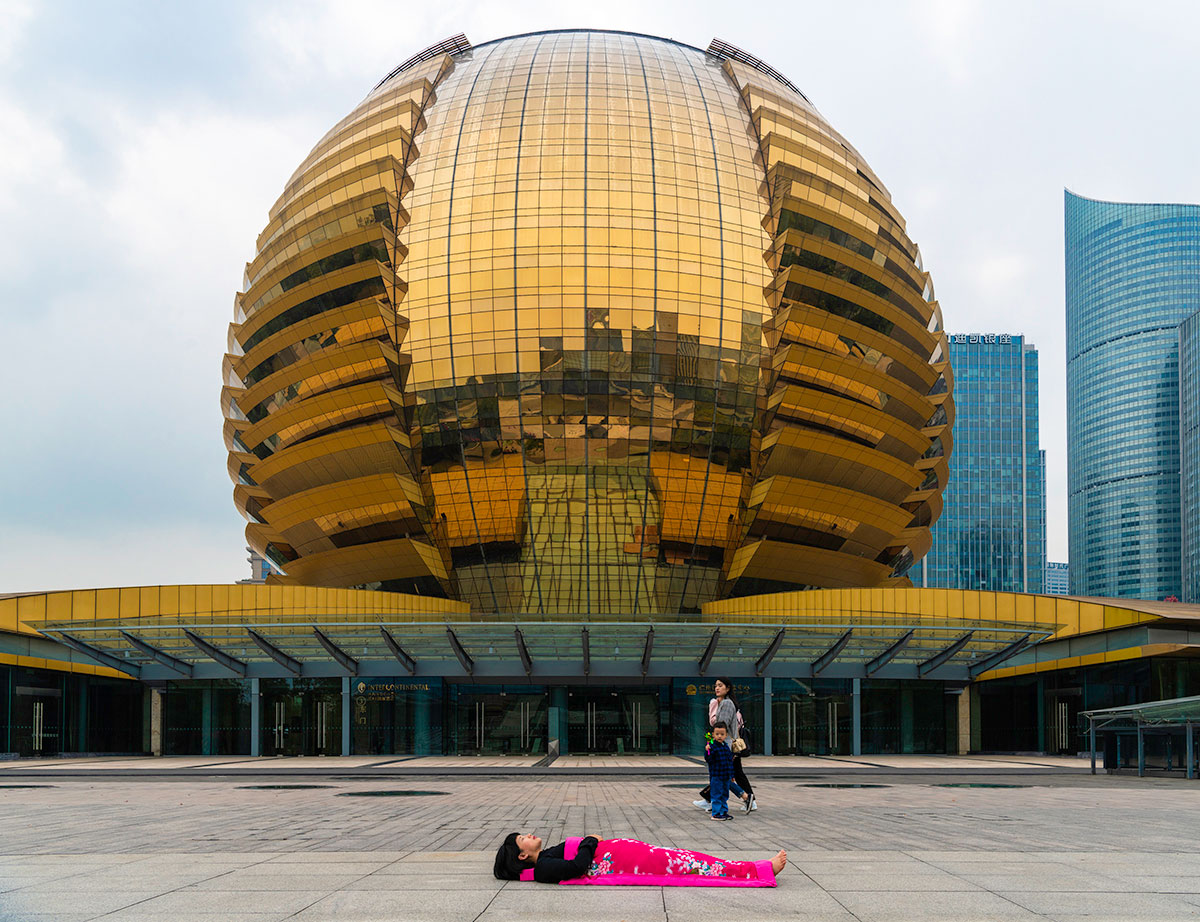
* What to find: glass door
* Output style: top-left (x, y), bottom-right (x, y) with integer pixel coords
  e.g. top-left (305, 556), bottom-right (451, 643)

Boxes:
top-left (309, 695), bottom-right (339, 755)
top-left (13, 687), bottom-right (62, 758)
top-left (267, 695), bottom-right (303, 756)
top-left (772, 679), bottom-right (851, 755)
top-left (456, 688), bottom-right (546, 755)
top-left (1046, 694), bottom-right (1081, 755)
top-left (261, 679), bottom-right (342, 756)
top-left (568, 688), bottom-right (661, 754)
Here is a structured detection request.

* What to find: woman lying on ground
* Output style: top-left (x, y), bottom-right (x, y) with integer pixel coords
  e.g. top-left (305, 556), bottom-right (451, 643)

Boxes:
top-left (493, 832), bottom-right (787, 887)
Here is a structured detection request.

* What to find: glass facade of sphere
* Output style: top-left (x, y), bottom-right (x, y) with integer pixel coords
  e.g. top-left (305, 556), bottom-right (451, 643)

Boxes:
top-left (1065, 190), bottom-right (1200, 600)
top-left (223, 31), bottom-right (952, 613)
top-left (912, 334), bottom-right (1045, 592)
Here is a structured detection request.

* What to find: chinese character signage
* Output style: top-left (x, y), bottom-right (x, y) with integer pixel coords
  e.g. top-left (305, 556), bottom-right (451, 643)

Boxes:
top-left (951, 333), bottom-right (1016, 345)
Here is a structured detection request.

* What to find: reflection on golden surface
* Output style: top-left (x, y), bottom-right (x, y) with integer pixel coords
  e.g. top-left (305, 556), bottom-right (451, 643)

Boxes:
top-left (223, 31), bottom-right (952, 613)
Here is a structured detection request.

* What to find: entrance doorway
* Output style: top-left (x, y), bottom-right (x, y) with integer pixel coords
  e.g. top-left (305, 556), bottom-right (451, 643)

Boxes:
top-left (260, 679), bottom-right (342, 756)
top-left (13, 685), bottom-right (62, 757)
top-left (1047, 693), bottom-right (1081, 755)
top-left (567, 687), bottom-right (662, 754)
top-left (456, 687), bottom-right (547, 755)
top-left (772, 679), bottom-right (851, 755)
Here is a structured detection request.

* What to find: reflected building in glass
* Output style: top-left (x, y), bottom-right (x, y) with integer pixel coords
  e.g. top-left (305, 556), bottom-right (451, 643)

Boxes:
top-left (1066, 191), bottom-right (1200, 600)
top-left (221, 30), bottom-right (953, 613)
top-left (912, 334), bottom-right (1045, 592)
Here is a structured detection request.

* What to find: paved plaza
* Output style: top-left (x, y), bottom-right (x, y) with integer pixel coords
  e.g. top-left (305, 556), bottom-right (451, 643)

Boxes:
top-left (1, 756), bottom-right (1199, 921)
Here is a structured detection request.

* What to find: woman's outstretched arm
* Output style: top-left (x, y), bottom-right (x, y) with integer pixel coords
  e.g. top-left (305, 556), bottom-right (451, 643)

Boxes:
top-left (533, 836), bottom-right (599, 883)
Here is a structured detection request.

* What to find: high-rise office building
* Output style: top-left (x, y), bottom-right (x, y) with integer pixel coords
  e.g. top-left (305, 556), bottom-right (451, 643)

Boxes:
top-left (913, 334), bottom-right (1045, 592)
top-left (1179, 311), bottom-right (1200, 602)
top-left (1065, 191), bottom-right (1200, 600)
top-left (1044, 561), bottom-right (1070, 596)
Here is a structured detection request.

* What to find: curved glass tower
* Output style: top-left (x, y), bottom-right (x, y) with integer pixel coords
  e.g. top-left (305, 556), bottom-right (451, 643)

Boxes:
top-left (1179, 310), bottom-right (1200, 602)
top-left (1065, 190), bottom-right (1200, 600)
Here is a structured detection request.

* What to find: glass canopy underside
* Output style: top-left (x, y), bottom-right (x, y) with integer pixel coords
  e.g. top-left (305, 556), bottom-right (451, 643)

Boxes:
top-left (30, 614), bottom-right (1054, 682)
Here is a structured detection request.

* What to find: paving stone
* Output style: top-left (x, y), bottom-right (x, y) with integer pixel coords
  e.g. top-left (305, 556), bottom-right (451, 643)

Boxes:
top-left (0, 889), bottom-right (161, 917)
top-left (0, 914), bottom-right (97, 922)
top-left (480, 888), bottom-right (667, 922)
top-left (289, 887), bottom-right (499, 921)
top-left (1132, 878), bottom-right (1200, 894)
top-left (19, 870), bottom-right (239, 892)
top-left (95, 914), bottom-right (293, 922)
top-left (0, 877), bottom-right (53, 892)
top-left (662, 885), bottom-right (854, 920)
top-left (833, 889), bottom-right (1043, 920)
top-left (1002, 889), bottom-right (1200, 920)
top-left (183, 872), bottom-right (364, 892)
top-left (345, 871), bottom-right (504, 891)
top-left (814, 870), bottom-right (983, 892)
top-left (260, 851), bottom-right (408, 863)
top-left (97, 888), bottom-right (329, 915)
top-left (243, 860), bottom-right (391, 875)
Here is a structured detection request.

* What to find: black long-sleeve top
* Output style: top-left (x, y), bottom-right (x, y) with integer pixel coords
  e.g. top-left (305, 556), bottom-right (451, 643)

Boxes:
top-left (533, 836), bottom-right (599, 883)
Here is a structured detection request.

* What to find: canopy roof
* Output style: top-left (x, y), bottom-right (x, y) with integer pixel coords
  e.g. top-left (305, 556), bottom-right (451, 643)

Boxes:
top-left (20, 612), bottom-right (1052, 683)
top-left (1083, 694), bottom-right (1200, 727)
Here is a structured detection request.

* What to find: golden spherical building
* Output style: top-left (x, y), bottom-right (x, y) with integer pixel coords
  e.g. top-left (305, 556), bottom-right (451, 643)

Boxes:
top-left (222, 30), bottom-right (953, 614)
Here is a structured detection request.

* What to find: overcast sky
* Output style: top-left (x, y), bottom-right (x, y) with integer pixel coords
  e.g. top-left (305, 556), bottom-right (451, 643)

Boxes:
top-left (2, 0), bottom-right (1198, 592)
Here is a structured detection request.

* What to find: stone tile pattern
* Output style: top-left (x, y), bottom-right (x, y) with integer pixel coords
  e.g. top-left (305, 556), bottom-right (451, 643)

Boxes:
top-left (3, 772), bottom-right (1200, 920)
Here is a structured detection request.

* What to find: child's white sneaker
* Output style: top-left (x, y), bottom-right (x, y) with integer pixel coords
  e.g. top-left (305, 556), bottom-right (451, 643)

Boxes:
top-left (693, 799), bottom-right (711, 811)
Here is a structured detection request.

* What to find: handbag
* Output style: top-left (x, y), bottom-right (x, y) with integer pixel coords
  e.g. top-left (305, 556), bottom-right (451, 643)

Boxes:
top-left (732, 726), bottom-right (751, 756)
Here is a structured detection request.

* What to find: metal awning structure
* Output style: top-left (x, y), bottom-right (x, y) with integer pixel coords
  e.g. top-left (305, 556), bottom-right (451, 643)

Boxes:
top-left (11, 613), bottom-right (1056, 684)
top-left (1083, 695), bottom-right (1200, 778)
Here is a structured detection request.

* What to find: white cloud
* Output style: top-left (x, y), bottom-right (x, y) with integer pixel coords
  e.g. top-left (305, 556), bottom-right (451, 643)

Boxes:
top-left (0, 0), bottom-right (33, 67)
top-left (974, 252), bottom-right (1031, 290)
top-left (912, 0), bottom-right (984, 84)
top-left (0, 96), bottom-right (72, 217)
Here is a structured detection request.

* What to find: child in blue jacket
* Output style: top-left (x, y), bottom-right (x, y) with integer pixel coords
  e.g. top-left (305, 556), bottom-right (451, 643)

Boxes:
top-left (704, 721), bottom-right (745, 820)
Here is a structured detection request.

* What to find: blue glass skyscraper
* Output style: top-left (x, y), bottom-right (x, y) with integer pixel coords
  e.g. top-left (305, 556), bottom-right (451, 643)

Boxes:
top-left (1179, 311), bottom-right (1200, 602)
top-left (1065, 191), bottom-right (1200, 600)
top-left (914, 334), bottom-right (1045, 592)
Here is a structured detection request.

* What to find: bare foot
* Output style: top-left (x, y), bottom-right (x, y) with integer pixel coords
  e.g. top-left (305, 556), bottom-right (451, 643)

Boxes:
top-left (770, 849), bottom-right (788, 875)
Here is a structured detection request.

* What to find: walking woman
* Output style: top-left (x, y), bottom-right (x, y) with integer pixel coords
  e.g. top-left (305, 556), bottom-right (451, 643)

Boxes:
top-left (494, 832), bottom-right (786, 886)
top-left (694, 677), bottom-right (757, 813)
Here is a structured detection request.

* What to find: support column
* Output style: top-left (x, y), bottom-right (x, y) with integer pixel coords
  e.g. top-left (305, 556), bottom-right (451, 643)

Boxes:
top-left (851, 678), bottom-right (862, 756)
top-left (149, 687), bottom-right (163, 757)
top-left (3, 667), bottom-right (10, 753)
top-left (549, 686), bottom-right (568, 758)
top-left (341, 677), bottom-right (351, 756)
top-left (77, 679), bottom-right (88, 754)
top-left (201, 684), bottom-right (213, 757)
top-left (762, 677), bottom-right (773, 756)
top-left (1089, 720), bottom-right (1096, 775)
top-left (414, 687), bottom-right (432, 755)
top-left (957, 688), bottom-right (971, 755)
top-left (900, 686), bottom-right (915, 754)
top-left (249, 678), bottom-right (261, 757)
top-left (969, 684), bottom-right (982, 752)
top-left (1137, 723), bottom-right (1145, 777)
top-left (1188, 722), bottom-right (1195, 780)
top-left (1036, 677), bottom-right (1046, 753)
